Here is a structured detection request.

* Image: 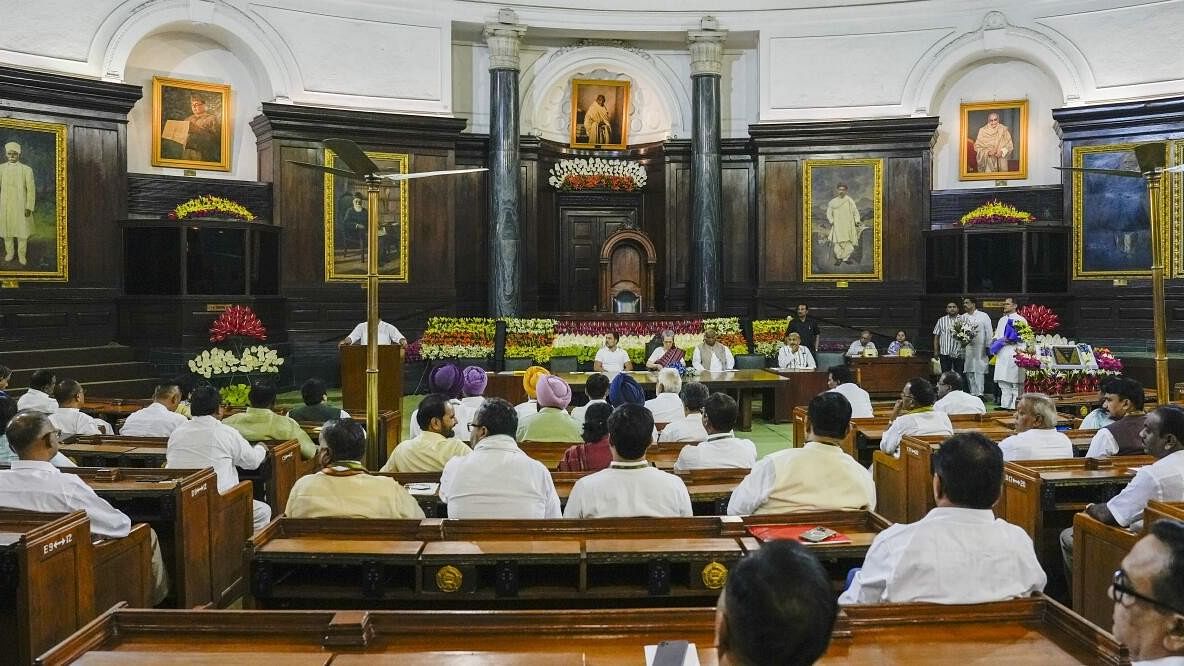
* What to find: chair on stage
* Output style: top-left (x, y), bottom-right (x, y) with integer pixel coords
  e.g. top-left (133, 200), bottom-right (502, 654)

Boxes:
top-left (735, 354), bottom-right (765, 370)
top-left (550, 356), bottom-right (578, 373)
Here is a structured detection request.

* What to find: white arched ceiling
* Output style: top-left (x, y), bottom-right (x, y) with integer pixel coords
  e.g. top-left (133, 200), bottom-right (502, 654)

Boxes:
top-left (520, 45), bottom-right (690, 144)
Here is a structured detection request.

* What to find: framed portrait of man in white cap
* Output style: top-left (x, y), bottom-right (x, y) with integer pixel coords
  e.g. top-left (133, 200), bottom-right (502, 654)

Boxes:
top-left (0, 117), bottom-right (67, 281)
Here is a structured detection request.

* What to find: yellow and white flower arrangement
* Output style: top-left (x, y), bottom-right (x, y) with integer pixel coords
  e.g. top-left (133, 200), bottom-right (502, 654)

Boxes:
top-left (169, 195), bottom-right (256, 221)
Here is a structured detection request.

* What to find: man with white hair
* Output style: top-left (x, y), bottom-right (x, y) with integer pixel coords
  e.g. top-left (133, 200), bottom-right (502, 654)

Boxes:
top-left (645, 368), bottom-right (685, 424)
top-left (997, 393), bottom-right (1072, 461)
top-left (0, 141), bottom-right (36, 266)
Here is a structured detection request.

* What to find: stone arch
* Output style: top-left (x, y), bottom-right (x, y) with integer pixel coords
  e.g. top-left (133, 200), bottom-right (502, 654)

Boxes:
top-left (520, 44), bottom-right (690, 145)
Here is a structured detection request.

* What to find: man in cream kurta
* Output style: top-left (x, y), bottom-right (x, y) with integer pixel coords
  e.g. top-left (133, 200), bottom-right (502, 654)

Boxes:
top-left (880, 378), bottom-right (953, 456)
top-left (583, 95), bottom-right (612, 145)
top-left (973, 113), bottom-right (1015, 173)
top-left (692, 328), bottom-right (735, 372)
top-left (0, 142), bottom-right (35, 265)
top-left (961, 297), bottom-right (993, 398)
top-left (826, 183), bottom-right (862, 265)
top-left (382, 394), bottom-right (471, 473)
top-left (992, 297), bottom-right (1029, 410)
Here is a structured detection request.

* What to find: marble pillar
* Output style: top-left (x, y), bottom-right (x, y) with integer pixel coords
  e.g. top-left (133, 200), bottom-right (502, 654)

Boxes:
top-left (688, 19), bottom-right (727, 314)
top-left (484, 12), bottom-right (526, 317)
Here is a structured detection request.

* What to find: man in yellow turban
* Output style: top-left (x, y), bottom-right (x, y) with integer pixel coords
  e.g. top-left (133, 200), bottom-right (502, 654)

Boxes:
top-left (516, 366), bottom-right (550, 418)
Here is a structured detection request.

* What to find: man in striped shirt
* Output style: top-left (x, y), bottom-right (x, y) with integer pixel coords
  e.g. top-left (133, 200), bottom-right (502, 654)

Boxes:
top-left (932, 301), bottom-right (964, 374)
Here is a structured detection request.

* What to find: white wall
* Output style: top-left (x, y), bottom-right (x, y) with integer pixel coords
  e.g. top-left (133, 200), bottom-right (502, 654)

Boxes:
top-left (125, 31), bottom-right (262, 180)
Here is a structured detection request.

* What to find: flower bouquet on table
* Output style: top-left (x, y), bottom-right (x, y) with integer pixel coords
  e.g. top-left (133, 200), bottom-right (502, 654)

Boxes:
top-left (1016, 304), bottom-right (1060, 335)
top-left (669, 361), bottom-right (699, 378)
top-left (548, 158), bottom-right (648, 192)
top-left (167, 195), bottom-right (256, 221)
top-left (1094, 347), bottom-right (1123, 373)
top-left (503, 317), bottom-right (557, 364)
top-left (187, 306), bottom-right (285, 398)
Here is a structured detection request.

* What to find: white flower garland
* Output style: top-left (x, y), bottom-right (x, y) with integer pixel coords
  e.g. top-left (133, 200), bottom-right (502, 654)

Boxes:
top-left (547, 158), bottom-right (648, 190)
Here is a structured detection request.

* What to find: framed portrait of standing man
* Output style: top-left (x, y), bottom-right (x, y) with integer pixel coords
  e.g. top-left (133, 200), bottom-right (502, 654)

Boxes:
top-left (959, 99), bottom-right (1028, 181)
top-left (151, 76), bottom-right (232, 172)
top-left (802, 158), bottom-right (883, 282)
top-left (0, 117), bottom-right (67, 281)
top-left (569, 79), bottom-right (630, 150)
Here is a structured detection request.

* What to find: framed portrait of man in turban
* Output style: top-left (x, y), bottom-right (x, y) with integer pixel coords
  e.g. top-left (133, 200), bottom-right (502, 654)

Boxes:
top-left (0, 117), bottom-right (67, 281)
top-left (960, 99), bottom-right (1028, 181)
top-left (322, 148), bottom-right (409, 282)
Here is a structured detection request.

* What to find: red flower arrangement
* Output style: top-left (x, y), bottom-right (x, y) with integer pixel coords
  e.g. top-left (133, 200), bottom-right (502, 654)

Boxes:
top-left (209, 305), bottom-right (268, 342)
top-left (560, 174), bottom-right (639, 191)
top-left (1016, 304), bottom-right (1060, 335)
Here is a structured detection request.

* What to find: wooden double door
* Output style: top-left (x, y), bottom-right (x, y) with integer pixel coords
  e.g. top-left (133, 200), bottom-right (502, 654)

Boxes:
top-left (558, 206), bottom-right (638, 312)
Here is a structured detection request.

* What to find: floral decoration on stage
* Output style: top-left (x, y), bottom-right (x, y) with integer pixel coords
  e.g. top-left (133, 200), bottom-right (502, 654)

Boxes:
top-left (187, 306), bottom-right (285, 394)
top-left (167, 195), bottom-right (256, 221)
top-left (419, 317), bottom-right (496, 360)
top-left (505, 318), bottom-right (558, 363)
top-left (1016, 304), bottom-right (1060, 335)
top-left (752, 319), bottom-right (787, 357)
top-left (548, 158), bottom-right (647, 192)
top-left (958, 199), bottom-right (1035, 226)
top-left (209, 305), bottom-right (267, 342)
top-left (1005, 305), bottom-right (1124, 395)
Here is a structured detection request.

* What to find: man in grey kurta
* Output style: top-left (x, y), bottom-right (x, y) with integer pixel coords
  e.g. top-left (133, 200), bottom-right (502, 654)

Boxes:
top-left (0, 142), bottom-right (35, 266)
top-left (961, 297), bottom-right (993, 399)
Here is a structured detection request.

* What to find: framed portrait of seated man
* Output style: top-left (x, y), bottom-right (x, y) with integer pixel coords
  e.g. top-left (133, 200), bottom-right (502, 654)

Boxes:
top-left (0, 117), bottom-right (67, 281)
top-left (151, 76), bottom-right (232, 172)
top-left (569, 79), bottom-right (630, 150)
top-left (322, 148), bottom-right (409, 282)
top-left (959, 99), bottom-right (1028, 181)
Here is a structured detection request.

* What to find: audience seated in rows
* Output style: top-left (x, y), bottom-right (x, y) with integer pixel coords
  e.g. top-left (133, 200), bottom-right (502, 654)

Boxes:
top-left (557, 402), bottom-right (614, 473)
top-left (1111, 520), bottom-right (1184, 665)
top-left (570, 372), bottom-right (608, 425)
top-left (381, 393), bottom-right (471, 473)
top-left (16, 369), bottom-right (56, 414)
top-left (167, 386), bottom-right (272, 532)
top-left (674, 393), bottom-right (756, 471)
top-left (286, 418), bottom-right (424, 520)
top-left (998, 393), bottom-right (1072, 461)
top-left (119, 383), bottom-right (188, 437)
top-left (410, 364), bottom-right (473, 441)
top-left (223, 382), bottom-right (317, 459)
top-left (645, 368), bottom-right (685, 424)
top-left (728, 392), bottom-right (874, 516)
top-left (50, 379), bottom-right (113, 436)
top-left (0, 397), bottom-right (74, 466)
top-left (1062, 405), bottom-right (1184, 576)
top-left (880, 377), bottom-right (953, 456)
top-left (692, 326), bottom-right (735, 372)
top-left (1086, 376), bottom-right (1147, 458)
top-left (0, 410), bottom-right (169, 604)
top-left (933, 371), bottom-right (986, 415)
top-left (825, 365), bottom-right (872, 418)
top-left (457, 365), bottom-right (488, 416)
top-left (563, 403), bottom-right (691, 519)
top-left (658, 382), bottom-right (710, 443)
top-left (776, 331), bottom-right (816, 370)
top-left (715, 540), bottom-right (836, 666)
top-left (1080, 380), bottom-right (1117, 430)
top-left (286, 377), bottom-right (349, 423)
top-left (841, 432), bottom-right (1046, 604)
top-left (517, 375), bottom-right (581, 443)
top-left (515, 366), bottom-right (548, 417)
top-left (439, 397), bottom-right (560, 519)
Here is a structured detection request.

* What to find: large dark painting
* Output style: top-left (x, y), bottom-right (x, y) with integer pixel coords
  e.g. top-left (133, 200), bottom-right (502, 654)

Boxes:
top-left (1072, 143), bottom-right (1155, 279)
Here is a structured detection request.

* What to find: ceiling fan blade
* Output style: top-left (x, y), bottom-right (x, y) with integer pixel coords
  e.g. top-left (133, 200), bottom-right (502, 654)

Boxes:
top-left (1053, 166), bottom-right (1143, 178)
top-left (323, 138), bottom-right (381, 176)
top-left (375, 167), bottom-right (489, 182)
top-left (286, 160), bottom-right (363, 179)
top-left (1134, 142), bottom-right (1168, 173)
top-left (1162, 164), bottom-right (1184, 174)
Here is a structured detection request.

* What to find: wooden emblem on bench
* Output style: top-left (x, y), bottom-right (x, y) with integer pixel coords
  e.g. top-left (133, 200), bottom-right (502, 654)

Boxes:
top-left (434, 564), bottom-right (464, 593)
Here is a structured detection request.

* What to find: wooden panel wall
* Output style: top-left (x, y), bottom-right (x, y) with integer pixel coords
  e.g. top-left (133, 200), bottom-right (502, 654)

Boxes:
top-left (0, 66), bottom-right (140, 349)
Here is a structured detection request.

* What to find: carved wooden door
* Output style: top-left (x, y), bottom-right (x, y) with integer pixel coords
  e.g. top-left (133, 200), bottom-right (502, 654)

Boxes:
top-left (558, 207), bottom-right (637, 312)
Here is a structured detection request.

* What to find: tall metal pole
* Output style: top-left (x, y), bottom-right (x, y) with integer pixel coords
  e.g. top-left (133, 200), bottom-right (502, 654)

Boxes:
top-left (1146, 172), bottom-right (1170, 405)
top-left (364, 175), bottom-right (382, 468)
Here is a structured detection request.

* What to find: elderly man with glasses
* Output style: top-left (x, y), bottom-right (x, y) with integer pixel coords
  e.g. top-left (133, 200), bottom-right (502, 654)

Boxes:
top-left (1110, 520), bottom-right (1184, 664)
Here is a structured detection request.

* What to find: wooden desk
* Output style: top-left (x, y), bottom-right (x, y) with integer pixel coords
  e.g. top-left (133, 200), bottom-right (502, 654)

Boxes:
top-left (852, 414), bottom-right (1010, 468)
top-left (1052, 389), bottom-right (1158, 418)
top-left (0, 510), bottom-right (94, 666)
top-left (766, 369), bottom-right (829, 423)
top-left (298, 410), bottom-right (400, 457)
top-left (871, 450), bottom-right (907, 523)
top-left (38, 596), bottom-right (1126, 665)
top-left (1072, 500), bottom-right (1184, 632)
top-left (847, 356), bottom-right (933, 398)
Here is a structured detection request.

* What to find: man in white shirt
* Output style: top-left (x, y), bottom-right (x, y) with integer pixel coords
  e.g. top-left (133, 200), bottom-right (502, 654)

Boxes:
top-left (571, 373), bottom-right (608, 425)
top-left (50, 379), bottom-right (113, 436)
top-left (825, 365), bottom-right (873, 419)
top-left (593, 332), bottom-right (632, 373)
top-left (776, 331), bottom-right (816, 370)
top-left (961, 297), bottom-right (994, 398)
top-left (166, 386), bottom-right (271, 532)
top-left (338, 319), bottom-right (406, 347)
top-left (563, 403), bottom-right (691, 519)
top-left (0, 411), bottom-right (169, 604)
top-left (880, 377), bottom-right (954, 456)
top-left (645, 368), bottom-right (684, 425)
top-left (659, 382), bottom-right (710, 443)
top-left (120, 384), bottom-right (188, 437)
top-left (841, 432), bottom-right (1046, 604)
top-left (998, 393), bottom-right (1073, 461)
top-left (846, 330), bottom-right (877, 357)
top-left (933, 371), bottom-right (986, 415)
top-left (692, 327), bottom-right (735, 372)
top-left (992, 296), bottom-right (1029, 410)
top-left (1086, 377), bottom-right (1149, 458)
top-left (439, 397), bottom-right (560, 519)
top-left (674, 393), bottom-right (757, 470)
top-left (17, 369), bottom-right (58, 414)
top-left (1110, 521), bottom-right (1184, 666)
top-left (932, 301), bottom-right (965, 375)
top-left (728, 392), bottom-right (874, 515)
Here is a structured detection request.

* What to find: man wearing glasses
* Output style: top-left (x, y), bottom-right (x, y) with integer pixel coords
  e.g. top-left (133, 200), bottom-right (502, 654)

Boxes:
top-left (1111, 520), bottom-right (1184, 664)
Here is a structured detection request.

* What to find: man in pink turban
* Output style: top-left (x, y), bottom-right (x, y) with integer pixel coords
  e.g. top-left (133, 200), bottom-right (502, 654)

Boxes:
top-left (517, 375), bottom-right (581, 443)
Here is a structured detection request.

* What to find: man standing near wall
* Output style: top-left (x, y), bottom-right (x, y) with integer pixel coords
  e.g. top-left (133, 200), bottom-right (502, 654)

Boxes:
top-left (961, 297), bottom-right (992, 399)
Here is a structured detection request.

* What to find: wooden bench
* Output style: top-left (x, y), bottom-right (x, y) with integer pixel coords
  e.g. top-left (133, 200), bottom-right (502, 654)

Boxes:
top-left (519, 439), bottom-right (694, 470)
top-left (297, 409), bottom-right (401, 458)
top-left (1072, 500), bottom-right (1184, 632)
top-left (36, 595), bottom-right (1126, 665)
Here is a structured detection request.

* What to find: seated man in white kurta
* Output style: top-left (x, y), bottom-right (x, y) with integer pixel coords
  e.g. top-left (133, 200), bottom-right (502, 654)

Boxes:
top-left (825, 365), bottom-right (873, 419)
top-left (659, 381), bottom-right (710, 443)
top-left (563, 403), bottom-right (691, 519)
top-left (674, 393), bottom-right (756, 470)
top-left (932, 371), bottom-right (986, 416)
top-left (645, 368), bottom-right (685, 425)
top-left (997, 393), bottom-right (1072, 461)
top-left (119, 384), bottom-right (189, 437)
top-left (841, 432), bottom-right (1046, 604)
top-left (727, 392), bottom-right (874, 515)
top-left (880, 377), bottom-right (953, 456)
top-left (692, 327), bottom-right (735, 372)
top-left (49, 379), bottom-right (112, 437)
top-left (593, 332), bottom-right (632, 373)
top-left (777, 331), bottom-right (816, 370)
top-left (16, 369), bottom-right (57, 414)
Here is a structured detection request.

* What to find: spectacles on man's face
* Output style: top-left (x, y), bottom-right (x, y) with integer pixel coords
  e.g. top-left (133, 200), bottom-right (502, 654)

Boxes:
top-left (41, 429), bottom-right (63, 441)
top-left (1110, 569), bottom-right (1184, 615)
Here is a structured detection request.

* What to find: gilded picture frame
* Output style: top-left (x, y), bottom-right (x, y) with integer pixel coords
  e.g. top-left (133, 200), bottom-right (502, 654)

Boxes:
top-left (959, 99), bottom-right (1028, 181)
top-left (569, 79), bottom-right (630, 150)
top-left (0, 117), bottom-right (68, 281)
top-left (802, 158), bottom-right (883, 282)
top-left (323, 148), bottom-right (409, 282)
top-left (1172, 140), bottom-right (1184, 278)
top-left (1072, 142), bottom-right (1159, 279)
top-left (151, 76), bottom-right (232, 172)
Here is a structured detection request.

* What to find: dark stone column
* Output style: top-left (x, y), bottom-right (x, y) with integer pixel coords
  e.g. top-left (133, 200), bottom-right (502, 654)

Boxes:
top-left (484, 13), bottom-right (526, 317)
top-left (688, 19), bottom-right (727, 313)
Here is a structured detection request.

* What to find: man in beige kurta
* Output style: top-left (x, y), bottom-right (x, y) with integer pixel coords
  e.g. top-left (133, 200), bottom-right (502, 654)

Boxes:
top-left (974, 113), bottom-right (1014, 173)
top-left (0, 142), bottom-right (35, 266)
top-left (583, 95), bottom-right (612, 145)
top-left (826, 183), bottom-right (862, 265)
